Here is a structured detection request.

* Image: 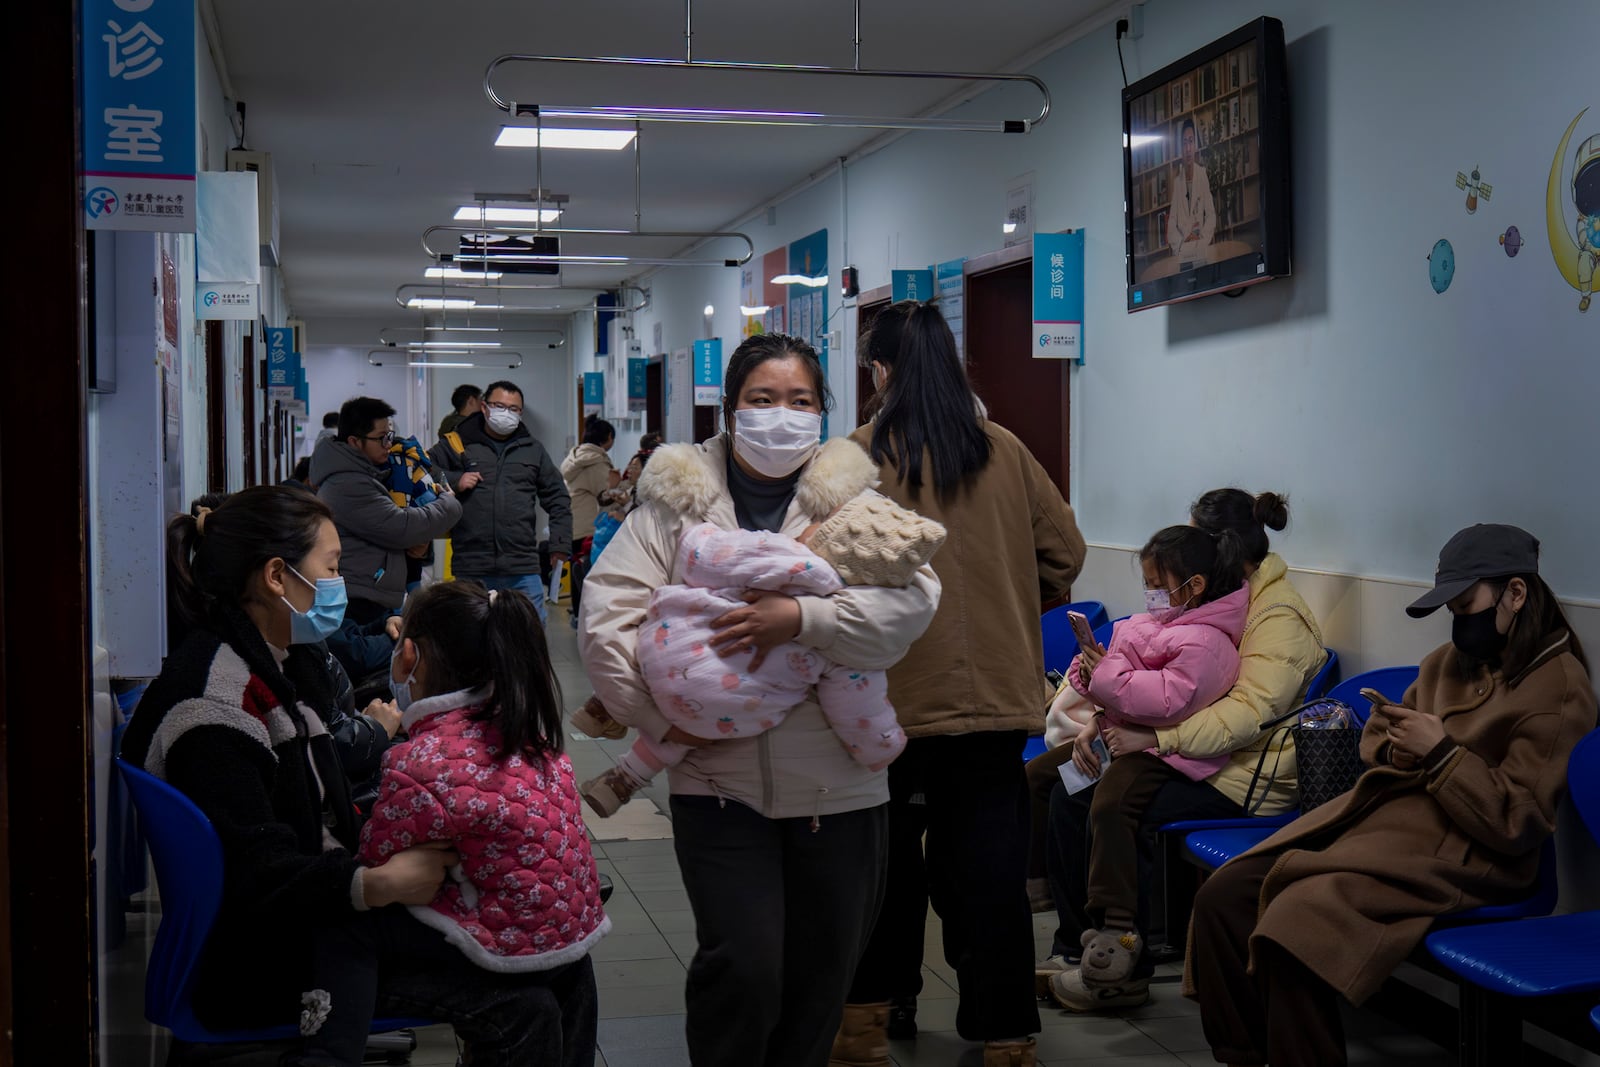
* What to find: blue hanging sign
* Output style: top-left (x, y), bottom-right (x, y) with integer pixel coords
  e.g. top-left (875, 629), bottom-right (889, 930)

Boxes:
top-left (80, 0), bottom-right (198, 232)
top-left (265, 327), bottom-right (293, 387)
top-left (891, 269), bottom-right (934, 303)
top-left (583, 371), bottom-right (605, 411)
top-left (692, 339), bottom-right (722, 406)
top-left (627, 357), bottom-right (648, 412)
top-left (1032, 231), bottom-right (1086, 363)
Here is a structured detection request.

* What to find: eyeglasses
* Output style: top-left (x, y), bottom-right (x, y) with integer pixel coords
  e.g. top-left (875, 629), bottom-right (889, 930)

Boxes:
top-left (486, 401), bottom-right (523, 416)
top-left (363, 431), bottom-right (397, 446)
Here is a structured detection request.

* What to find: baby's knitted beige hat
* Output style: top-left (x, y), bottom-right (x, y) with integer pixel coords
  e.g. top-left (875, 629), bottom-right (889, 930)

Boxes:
top-left (807, 494), bottom-right (947, 588)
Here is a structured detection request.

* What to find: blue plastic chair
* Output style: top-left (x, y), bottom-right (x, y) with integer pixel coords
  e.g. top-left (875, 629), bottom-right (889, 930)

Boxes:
top-left (1422, 730), bottom-right (1600, 1064)
top-left (1178, 665), bottom-right (1426, 869)
top-left (1024, 618), bottom-right (1122, 763)
top-left (1326, 665), bottom-right (1422, 728)
top-left (1305, 649), bottom-right (1341, 700)
top-left (117, 759), bottom-right (429, 1046)
top-left (1590, 1003), bottom-right (1600, 1035)
top-left (1040, 600), bottom-right (1109, 676)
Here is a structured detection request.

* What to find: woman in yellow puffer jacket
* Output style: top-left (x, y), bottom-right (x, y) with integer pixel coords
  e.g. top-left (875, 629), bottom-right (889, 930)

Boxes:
top-left (1039, 489), bottom-right (1327, 1014)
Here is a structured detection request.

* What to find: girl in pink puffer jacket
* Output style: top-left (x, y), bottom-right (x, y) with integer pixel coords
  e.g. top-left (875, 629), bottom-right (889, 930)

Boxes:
top-left (1049, 524), bottom-right (1249, 1008)
top-left (359, 581), bottom-right (609, 976)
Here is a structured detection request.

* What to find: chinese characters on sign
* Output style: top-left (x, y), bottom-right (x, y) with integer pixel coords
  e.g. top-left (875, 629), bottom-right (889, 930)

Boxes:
top-left (1032, 231), bottom-right (1086, 363)
top-left (891, 269), bottom-right (933, 303)
top-left (692, 339), bottom-right (723, 406)
top-left (81, 0), bottom-right (196, 232)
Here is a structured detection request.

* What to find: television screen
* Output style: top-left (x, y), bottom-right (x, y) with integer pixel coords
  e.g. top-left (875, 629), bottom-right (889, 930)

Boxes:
top-left (1123, 17), bottom-right (1291, 312)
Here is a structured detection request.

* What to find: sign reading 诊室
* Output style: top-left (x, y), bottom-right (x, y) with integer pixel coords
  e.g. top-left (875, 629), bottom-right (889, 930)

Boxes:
top-left (81, 0), bottom-right (197, 233)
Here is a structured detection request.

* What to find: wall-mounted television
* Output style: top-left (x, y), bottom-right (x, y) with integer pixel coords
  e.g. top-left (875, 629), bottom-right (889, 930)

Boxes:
top-left (1122, 17), bottom-right (1291, 312)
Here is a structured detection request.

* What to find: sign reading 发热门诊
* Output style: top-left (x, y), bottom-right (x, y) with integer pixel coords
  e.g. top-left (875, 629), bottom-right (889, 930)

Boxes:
top-left (81, 0), bottom-right (197, 232)
top-left (891, 269), bottom-right (933, 303)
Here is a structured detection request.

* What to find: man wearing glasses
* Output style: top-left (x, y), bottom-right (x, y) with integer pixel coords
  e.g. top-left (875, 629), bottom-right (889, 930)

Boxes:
top-left (432, 380), bottom-right (573, 625)
top-left (311, 396), bottom-right (463, 624)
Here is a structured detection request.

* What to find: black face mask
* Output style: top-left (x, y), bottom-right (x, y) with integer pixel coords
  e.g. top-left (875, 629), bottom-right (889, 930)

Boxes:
top-left (1451, 588), bottom-right (1510, 662)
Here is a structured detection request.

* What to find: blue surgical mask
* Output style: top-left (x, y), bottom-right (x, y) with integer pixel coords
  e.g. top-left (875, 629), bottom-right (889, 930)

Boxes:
top-left (282, 565), bottom-right (347, 645)
top-left (390, 645), bottom-right (417, 713)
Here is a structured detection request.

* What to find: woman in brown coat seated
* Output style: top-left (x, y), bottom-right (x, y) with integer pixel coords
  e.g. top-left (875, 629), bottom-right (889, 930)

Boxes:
top-left (1188, 523), bottom-right (1595, 1066)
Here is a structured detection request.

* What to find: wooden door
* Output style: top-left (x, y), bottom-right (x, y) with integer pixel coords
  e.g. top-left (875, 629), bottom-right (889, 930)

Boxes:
top-left (964, 250), bottom-right (1070, 498)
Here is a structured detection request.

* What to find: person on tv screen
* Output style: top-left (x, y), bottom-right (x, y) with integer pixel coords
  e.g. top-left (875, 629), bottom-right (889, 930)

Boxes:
top-left (1167, 117), bottom-right (1216, 264)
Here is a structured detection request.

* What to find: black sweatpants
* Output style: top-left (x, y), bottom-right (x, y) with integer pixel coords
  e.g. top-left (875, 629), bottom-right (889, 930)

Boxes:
top-left (1189, 850), bottom-right (1347, 1066)
top-left (670, 795), bottom-right (889, 1067)
top-left (301, 904), bottom-right (597, 1067)
top-left (848, 732), bottom-right (1041, 1042)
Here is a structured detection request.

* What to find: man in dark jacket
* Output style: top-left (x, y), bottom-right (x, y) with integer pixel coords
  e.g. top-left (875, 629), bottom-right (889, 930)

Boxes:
top-left (431, 380), bottom-right (572, 624)
top-left (438, 382), bottom-right (483, 439)
top-left (311, 397), bottom-right (462, 623)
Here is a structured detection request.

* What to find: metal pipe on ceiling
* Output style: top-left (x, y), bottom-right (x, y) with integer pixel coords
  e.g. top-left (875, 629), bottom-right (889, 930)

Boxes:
top-left (377, 325), bottom-right (567, 348)
top-left (486, 55), bottom-right (1050, 133)
top-left (369, 349), bottom-right (529, 369)
top-left (394, 282), bottom-right (651, 313)
top-left (420, 224), bottom-right (754, 268)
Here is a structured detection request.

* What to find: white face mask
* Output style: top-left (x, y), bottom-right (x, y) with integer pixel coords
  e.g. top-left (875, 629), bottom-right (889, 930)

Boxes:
top-left (733, 406), bottom-right (822, 478)
top-left (484, 406), bottom-right (520, 435)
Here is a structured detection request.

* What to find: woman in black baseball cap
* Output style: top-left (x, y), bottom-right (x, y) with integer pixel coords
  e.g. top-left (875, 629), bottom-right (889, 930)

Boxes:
top-left (1187, 522), bottom-right (1594, 1066)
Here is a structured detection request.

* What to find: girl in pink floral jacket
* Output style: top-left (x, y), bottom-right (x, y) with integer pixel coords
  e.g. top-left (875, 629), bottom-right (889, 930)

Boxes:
top-left (359, 582), bottom-right (610, 977)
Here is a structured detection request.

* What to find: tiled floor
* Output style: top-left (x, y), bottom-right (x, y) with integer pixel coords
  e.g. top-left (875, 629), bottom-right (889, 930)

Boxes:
top-left (99, 598), bottom-right (1592, 1066)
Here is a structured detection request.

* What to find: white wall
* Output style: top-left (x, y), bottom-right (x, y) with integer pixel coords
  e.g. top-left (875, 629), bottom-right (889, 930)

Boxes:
top-left (303, 343), bottom-right (416, 438)
top-left (626, 0), bottom-right (1600, 607)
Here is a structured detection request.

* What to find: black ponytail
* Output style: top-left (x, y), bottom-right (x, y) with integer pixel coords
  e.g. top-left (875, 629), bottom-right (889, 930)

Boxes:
top-left (400, 582), bottom-right (564, 757)
top-left (1140, 525), bottom-right (1247, 606)
top-left (583, 415), bottom-right (616, 447)
top-left (860, 300), bottom-right (991, 498)
top-left (1190, 487), bottom-right (1289, 566)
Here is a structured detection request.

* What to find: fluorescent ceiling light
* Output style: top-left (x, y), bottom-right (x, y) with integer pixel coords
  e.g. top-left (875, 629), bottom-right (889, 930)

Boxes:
top-left (423, 325), bottom-right (499, 332)
top-left (739, 304), bottom-right (771, 316)
top-left (408, 361), bottom-right (478, 368)
top-left (494, 126), bottom-right (638, 150)
top-left (405, 340), bottom-right (503, 349)
top-left (770, 273), bottom-right (829, 288)
top-left (407, 298), bottom-right (478, 309)
top-left (426, 266), bottom-right (504, 280)
top-left (1124, 133), bottom-right (1163, 148)
top-left (453, 205), bottom-right (563, 223)
top-left (1002, 222), bottom-right (1017, 234)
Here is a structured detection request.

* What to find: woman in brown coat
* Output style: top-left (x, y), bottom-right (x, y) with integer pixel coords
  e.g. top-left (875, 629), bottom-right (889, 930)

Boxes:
top-left (1189, 523), bottom-right (1595, 1066)
top-left (834, 301), bottom-right (1086, 1067)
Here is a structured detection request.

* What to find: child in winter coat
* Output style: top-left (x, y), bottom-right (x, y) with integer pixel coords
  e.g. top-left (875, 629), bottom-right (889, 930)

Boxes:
top-left (1047, 524), bottom-right (1249, 1010)
top-left (573, 494), bottom-right (946, 817)
top-left (358, 581), bottom-right (609, 994)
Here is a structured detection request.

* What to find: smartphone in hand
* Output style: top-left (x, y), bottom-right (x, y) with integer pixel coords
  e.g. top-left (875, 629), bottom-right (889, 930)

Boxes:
top-left (1358, 687), bottom-right (1393, 708)
top-left (1067, 611), bottom-right (1102, 652)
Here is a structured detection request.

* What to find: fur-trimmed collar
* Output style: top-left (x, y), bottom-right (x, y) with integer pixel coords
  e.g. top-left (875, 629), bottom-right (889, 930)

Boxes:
top-left (636, 435), bottom-right (878, 521)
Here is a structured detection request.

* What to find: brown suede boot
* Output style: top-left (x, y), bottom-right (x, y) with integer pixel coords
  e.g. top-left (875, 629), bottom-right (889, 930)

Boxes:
top-left (828, 1001), bottom-right (890, 1067)
top-left (982, 1037), bottom-right (1037, 1066)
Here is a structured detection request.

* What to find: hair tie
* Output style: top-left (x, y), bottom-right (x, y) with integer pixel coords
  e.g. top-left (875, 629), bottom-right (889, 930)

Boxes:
top-left (487, 588), bottom-right (499, 606)
top-left (194, 506), bottom-right (212, 535)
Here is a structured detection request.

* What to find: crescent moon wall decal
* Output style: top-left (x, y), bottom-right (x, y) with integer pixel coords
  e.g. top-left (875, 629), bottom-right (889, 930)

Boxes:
top-left (1546, 108), bottom-right (1588, 292)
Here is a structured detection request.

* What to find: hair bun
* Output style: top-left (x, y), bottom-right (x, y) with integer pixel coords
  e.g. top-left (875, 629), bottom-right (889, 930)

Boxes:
top-left (1253, 491), bottom-right (1289, 531)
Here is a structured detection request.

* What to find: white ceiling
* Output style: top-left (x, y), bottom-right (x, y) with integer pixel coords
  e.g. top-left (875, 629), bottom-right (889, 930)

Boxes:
top-left (211, 0), bottom-right (1111, 337)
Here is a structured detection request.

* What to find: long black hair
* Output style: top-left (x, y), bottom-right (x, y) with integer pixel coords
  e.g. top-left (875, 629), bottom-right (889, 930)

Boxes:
top-left (167, 485), bottom-right (331, 644)
top-left (859, 300), bottom-right (991, 498)
top-left (399, 581), bottom-right (563, 757)
top-left (720, 332), bottom-right (833, 434)
top-left (1190, 488), bottom-right (1289, 566)
top-left (1464, 574), bottom-right (1591, 683)
top-left (1140, 525), bottom-right (1247, 607)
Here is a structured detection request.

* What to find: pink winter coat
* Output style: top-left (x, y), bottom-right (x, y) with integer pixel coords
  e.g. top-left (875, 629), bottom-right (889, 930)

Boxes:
top-left (358, 685), bottom-right (610, 972)
top-left (1069, 585), bottom-right (1249, 781)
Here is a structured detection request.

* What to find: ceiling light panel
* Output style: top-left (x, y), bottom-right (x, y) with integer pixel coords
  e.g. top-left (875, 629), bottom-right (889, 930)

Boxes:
top-left (494, 127), bottom-right (637, 150)
top-left (453, 206), bottom-right (563, 223)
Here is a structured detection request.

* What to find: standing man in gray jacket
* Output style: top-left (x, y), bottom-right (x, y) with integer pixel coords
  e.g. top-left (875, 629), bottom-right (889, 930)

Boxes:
top-left (311, 396), bottom-right (464, 624)
top-left (431, 380), bottom-right (572, 625)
